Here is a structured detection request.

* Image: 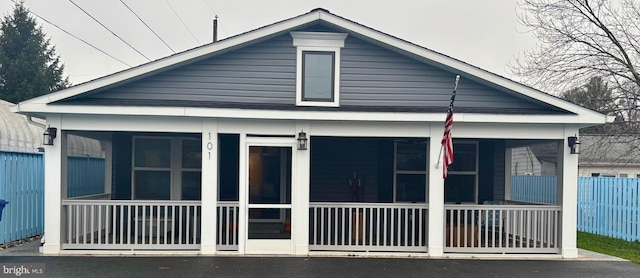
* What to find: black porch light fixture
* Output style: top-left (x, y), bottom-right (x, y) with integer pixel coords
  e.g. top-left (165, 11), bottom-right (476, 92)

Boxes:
top-left (297, 130), bottom-right (308, 150)
top-left (43, 126), bottom-right (57, 146)
top-left (568, 135), bottom-right (580, 154)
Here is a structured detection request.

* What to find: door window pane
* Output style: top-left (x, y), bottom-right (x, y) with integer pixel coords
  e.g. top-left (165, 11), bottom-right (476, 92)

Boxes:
top-left (249, 146), bottom-right (292, 204)
top-left (248, 208), bottom-right (291, 239)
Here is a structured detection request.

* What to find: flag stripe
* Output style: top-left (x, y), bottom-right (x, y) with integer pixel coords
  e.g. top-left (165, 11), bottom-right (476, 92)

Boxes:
top-left (442, 77), bottom-right (458, 179)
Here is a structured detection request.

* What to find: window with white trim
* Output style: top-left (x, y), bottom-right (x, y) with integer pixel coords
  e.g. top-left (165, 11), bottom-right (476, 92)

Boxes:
top-left (291, 31), bottom-right (347, 107)
top-left (444, 141), bottom-right (478, 204)
top-left (393, 140), bottom-right (428, 203)
top-left (132, 137), bottom-right (201, 200)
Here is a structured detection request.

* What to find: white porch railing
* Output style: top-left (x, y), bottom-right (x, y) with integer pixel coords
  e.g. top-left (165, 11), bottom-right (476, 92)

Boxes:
top-left (67, 193), bottom-right (111, 200)
top-left (444, 204), bottom-right (560, 253)
top-left (216, 201), bottom-right (239, 251)
top-left (309, 202), bottom-right (428, 252)
top-left (61, 200), bottom-right (201, 250)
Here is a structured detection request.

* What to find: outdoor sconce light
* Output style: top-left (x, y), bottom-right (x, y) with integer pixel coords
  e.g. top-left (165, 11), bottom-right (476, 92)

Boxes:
top-left (297, 130), bottom-right (308, 150)
top-left (42, 126), bottom-right (57, 146)
top-left (568, 135), bottom-right (580, 154)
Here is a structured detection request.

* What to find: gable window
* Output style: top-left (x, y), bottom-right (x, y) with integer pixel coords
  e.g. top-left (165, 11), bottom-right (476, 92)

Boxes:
top-left (291, 31), bottom-right (347, 107)
top-left (302, 51), bottom-right (335, 101)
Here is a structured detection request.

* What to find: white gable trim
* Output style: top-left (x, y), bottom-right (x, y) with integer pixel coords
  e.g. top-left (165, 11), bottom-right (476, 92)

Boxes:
top-left (15, 12), bottom-right (323, 106)
top-left (316, 13), bottom-right (607, 122)
top-left (13, 9), bottom-right (610, 125)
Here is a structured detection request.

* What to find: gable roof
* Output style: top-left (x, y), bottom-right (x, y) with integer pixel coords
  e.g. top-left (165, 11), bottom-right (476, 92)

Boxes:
top-left (11, 8), bottom-right (612, 126)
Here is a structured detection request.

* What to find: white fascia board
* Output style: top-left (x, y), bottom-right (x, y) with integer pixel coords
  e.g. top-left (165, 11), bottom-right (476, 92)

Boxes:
top-left (16, 12), bottom-right (323, 107)
top-left (17, 103), bottom-right (605, 125)
top-left (318, 13), bottom-right (610, 123)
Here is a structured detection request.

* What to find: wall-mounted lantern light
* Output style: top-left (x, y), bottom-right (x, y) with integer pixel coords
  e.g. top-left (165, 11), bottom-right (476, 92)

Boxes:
top-left (568, 135), bottom-right (580, 154)
top-left (297, 130), bottom-right (308, 150)
top-left (43, 126), bottom-right (57, 146)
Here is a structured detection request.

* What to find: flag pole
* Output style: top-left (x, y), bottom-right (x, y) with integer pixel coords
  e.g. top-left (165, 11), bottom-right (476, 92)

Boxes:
top-left (435, 75), bottom-right (460, 169)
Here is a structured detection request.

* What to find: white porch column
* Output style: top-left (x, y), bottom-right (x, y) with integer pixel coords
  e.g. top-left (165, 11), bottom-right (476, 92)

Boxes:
top-left (238, 133), bottom-right (247, 254)
top-left (42, 115), bottom-right (63, 254)
top-left (200, 120), bottom-right (219, 254)
top-left (428, 123), bottom-right (444, 257)
top-left (293, 122), bottom-right (310, 255)
top-left (560, 128), bottom-right (579, 258)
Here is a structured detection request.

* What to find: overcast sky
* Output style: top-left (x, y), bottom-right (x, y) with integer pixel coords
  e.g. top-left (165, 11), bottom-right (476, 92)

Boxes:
top-left (0, 0), bottom-right (537, 85)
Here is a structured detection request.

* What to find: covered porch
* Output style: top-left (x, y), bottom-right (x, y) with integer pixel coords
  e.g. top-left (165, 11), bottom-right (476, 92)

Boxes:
top-left (44, 118), bottom-right (576, 257)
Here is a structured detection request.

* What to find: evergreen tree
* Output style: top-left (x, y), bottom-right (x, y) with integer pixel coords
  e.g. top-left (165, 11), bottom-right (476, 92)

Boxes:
top-left (0, 1), bottom-right (68, 103)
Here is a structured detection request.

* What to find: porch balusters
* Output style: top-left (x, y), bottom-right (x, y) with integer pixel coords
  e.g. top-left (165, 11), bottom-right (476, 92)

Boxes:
top-left (444, 204), bottom-right (560, 253)
top-left (61, 199), bottom-right (201, 250)
top-left (216, 202), bottom-right (239, 250)
top-left (309, 203), bottom-right (428, 252)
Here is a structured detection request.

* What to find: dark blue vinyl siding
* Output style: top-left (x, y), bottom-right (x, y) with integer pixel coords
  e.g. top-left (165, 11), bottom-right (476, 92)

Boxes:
top-left (91, 36), bottom-right (297, 105)
top-left (63, 29), bottom-right (567, 114)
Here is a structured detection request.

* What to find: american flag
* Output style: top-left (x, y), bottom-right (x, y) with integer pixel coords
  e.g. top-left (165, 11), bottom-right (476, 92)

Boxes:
top-left (442, 76), bottom-right (459, 179)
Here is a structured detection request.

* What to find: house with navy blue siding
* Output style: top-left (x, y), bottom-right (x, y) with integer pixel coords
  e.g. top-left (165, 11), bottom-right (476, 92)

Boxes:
top-left (11, 8), bottom-right (610, 257)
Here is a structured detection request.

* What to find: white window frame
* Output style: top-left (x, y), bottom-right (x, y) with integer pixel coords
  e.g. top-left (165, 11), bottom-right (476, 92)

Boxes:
top-left (132, 136), bottom-right (201, 200)
top-left (393, 140), bottom-right (428, 203)
top-left (291, 31), bottom-right (348, 107)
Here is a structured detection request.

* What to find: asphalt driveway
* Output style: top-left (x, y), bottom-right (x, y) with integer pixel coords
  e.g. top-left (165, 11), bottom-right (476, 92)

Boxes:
top-left (1, 255), bottom-right (640, 278)
top-left (1, 241), bottom-right (639, 278)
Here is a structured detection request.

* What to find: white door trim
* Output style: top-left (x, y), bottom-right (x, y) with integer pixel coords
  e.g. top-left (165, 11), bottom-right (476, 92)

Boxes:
top-left (243, 136), bottom-right (297, 255)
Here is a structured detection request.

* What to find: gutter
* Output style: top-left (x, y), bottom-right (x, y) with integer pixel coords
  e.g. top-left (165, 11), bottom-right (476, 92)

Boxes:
top-left (11, 103), bottom-right (46, 128)
top-left (26, 115), bottom-right (46, 128)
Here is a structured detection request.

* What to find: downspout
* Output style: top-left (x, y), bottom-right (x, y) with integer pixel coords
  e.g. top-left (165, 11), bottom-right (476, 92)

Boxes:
top-left (26, 115), bottom-right (46, 129)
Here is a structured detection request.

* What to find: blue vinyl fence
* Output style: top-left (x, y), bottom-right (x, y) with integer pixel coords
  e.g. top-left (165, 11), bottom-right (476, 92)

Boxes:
top-left (511, 176), bottom-right (640, 242)
top-left (511, 175), bottom-right (557, 204)
top-left (577, 177), bottom-right (640, 242)
top-left (0, 152), bottom-right (105, 245)
top-left (0, 152), bottom-right (44, 245)
top-left (67, 157), bottom-right (105, 198)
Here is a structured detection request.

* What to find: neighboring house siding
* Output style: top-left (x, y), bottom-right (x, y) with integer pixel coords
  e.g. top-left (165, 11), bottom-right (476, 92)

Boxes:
top-left (579, 165), bottom-right (640, 178)
top-left (511, 147), bottom-right (542, 175)
top-left (62, 28), bottom-right (566, 114)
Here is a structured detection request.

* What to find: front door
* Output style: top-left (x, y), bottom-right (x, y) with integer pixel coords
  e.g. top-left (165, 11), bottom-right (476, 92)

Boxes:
top-left (244, 138), bottom-right (294, 254)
